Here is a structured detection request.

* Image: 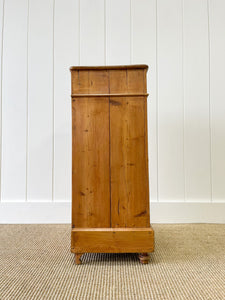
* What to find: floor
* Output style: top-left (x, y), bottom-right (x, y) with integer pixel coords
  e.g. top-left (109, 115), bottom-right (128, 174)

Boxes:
top-left (0, 224), bottom-right (224, 300)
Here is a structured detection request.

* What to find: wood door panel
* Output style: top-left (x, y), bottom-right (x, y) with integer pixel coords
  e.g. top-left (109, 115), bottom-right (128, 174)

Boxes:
top-left (110, 97), bottom-right (150, 228)
top-left (72, 98), bottom-right (110, 227)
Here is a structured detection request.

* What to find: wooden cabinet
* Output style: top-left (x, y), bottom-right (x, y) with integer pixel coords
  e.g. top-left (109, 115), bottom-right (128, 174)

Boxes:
top-left (70, 65), bottom-right (154, 264)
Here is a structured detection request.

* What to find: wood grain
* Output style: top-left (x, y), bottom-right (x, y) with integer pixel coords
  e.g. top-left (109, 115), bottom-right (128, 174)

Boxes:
top-left (71, 70), bottom-right (109, 94)
top-left (110, 96), bottom-right (150, 228)
top-left (72, 98), bottom-right (110, 227)
top-left (71, 227), bottom-right (154, 253)
top-left (71, 65), bottom-right (154, 262)
top-left (109, 69), bottom-right (149, 228)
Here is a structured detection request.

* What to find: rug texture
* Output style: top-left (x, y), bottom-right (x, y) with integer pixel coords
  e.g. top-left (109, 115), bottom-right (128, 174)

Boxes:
top-left (0, 224), bottom-right (224, 300)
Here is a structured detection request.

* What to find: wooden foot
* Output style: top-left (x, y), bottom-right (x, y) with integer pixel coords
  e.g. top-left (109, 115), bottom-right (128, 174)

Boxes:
top-left (75, 253), bottom-right (83, 265)
top-left (138, 253), bottom-right (150, 264)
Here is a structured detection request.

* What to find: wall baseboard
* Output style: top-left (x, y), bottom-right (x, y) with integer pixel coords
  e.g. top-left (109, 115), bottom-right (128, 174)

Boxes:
top-left (0, 202), bottom-right (224, 224)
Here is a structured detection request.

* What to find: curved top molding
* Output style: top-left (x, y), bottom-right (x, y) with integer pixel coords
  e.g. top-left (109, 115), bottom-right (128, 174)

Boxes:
top-left (70, 64), bottom-right (148, 71)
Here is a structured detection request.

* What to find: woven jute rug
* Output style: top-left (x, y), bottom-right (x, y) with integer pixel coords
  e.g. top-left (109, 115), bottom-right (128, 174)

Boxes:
top-left (0, 224), bottom-right (224, 300)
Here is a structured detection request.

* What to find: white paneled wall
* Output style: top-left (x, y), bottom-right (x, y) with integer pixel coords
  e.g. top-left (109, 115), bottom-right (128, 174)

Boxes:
top-left (53, 0), bottom-right (79, 202)
top-left (183, 0), bottom-right (211, 202)
top-left (80, 0), bottom-right (105, 65)
top-left (1, 0), bottom-right (28, 201)
top-left (27, 0), bottom-right (54, 201)
top-left (0, 0), bottom-right (225, 223)
top-left (157, 0), bottom-right (184, 202)
top-left (209, 0), bottom-right (225, 201)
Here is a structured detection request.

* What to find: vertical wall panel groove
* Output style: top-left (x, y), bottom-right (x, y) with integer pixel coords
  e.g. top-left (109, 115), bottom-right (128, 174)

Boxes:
top-left (106, 0), bottom-right (131, 65)
top-left (0, 0), bottom-right (4, 203)
top-left (104, 0), bottom-right (106, 65)
top-left (78, 0), bottom-right (80, 65)
top-left (52, 0), bottom-right (55, 202)
top-left (181, 0), bottom-right (186, 202)
top-left (53, 0), bottom-right (79, 201)
top-left (155, 0), bottom-right (159, 202)
top-left (1, 0), bottom-right (28, 202)
top-left (25, 0), bottom-right (29, 201)
top-left (157, 0), bottom-right (184, 202)
top-left (207, 0), bottom-right (213, 203)
top-left (27, 0), bottom-right (54, 201)
top-left (183, 0), bottom-right (211, 202)
top-left (80, 0), bottom-right (104, 65)
top-left (209, 0), bottom-right (225, 202)
top-left (130, 0), bottom-right (132, 64)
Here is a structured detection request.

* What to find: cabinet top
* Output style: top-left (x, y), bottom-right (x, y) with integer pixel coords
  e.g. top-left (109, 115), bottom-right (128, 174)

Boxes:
top-left (70, 64), bottom-right (148, 71)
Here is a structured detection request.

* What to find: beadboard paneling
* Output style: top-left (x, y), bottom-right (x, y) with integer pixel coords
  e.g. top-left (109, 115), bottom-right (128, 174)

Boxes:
top-left (183, 0), bottom-right (211, 202)
top-left (106, 0), bottom-right (131, 65)
top-left (0, 0), bottom-right (225, 217)
top-left (157, 0), bottom-right (184, 202)
top-left (27, 0), bottom-right (54, 201)
top-left (1, 0), bottom-right (28, 201)
top-left (209, 0), bottom-right (225, 202)
top-left (53, 0), bottom-right (79, 201)
top-left (80, 0), bottom-right (105, 65)
top-left (0, 0), bottom-right (4, 201)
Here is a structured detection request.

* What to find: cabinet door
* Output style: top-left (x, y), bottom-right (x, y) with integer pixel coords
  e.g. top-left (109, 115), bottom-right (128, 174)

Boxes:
top-left (72, 98), bottom-right (110, 228)
top-left (110, 96), bottom-right (150, 228)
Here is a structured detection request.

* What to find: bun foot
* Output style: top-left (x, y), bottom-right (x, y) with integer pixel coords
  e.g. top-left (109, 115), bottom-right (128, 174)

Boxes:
top-left (138, 253), bottom-right (150, 264)
top-left (75, 253), bottom-right (83, 265)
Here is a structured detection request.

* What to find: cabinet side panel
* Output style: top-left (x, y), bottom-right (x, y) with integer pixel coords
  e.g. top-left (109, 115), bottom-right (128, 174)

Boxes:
top-left (72, 98), bottom-right (110, 227)
top-left (110, 97), bottom-right (150, 228)
top-left (144, 69), bottom-right (150, 221)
